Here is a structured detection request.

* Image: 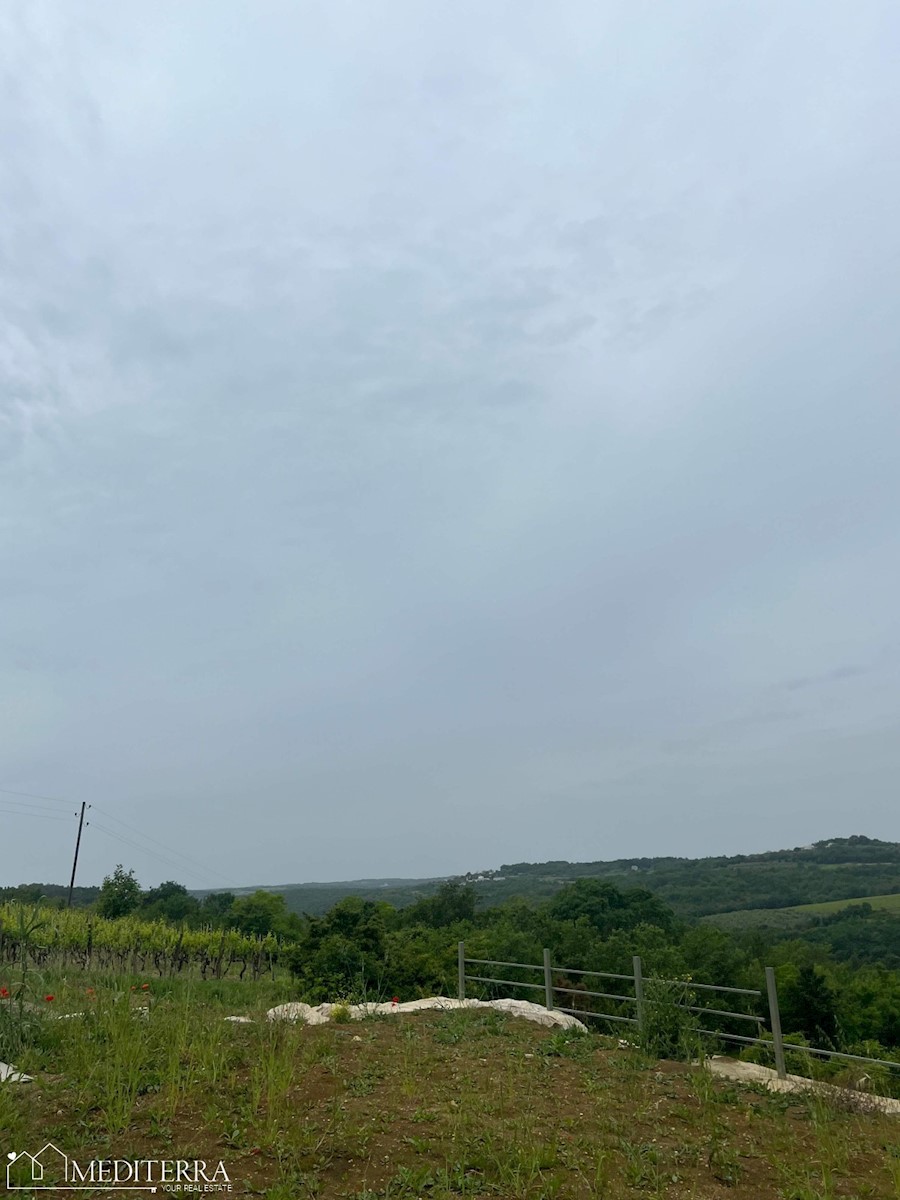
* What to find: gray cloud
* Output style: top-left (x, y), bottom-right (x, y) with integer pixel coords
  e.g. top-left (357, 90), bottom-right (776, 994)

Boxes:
top-left (783, 665), bottom-right (872, 692)
top-left (1, 0), bottom-right (899, 887)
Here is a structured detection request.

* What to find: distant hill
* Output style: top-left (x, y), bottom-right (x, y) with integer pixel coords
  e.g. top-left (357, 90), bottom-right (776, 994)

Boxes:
top-left (8, 835), bottom-right (897, 920)
top-left (191, 876), bottom-right (449, 916)
top-left (193, 834), bottom-right (900, 918)
top-left (0, 882), bottom-right (100, 908)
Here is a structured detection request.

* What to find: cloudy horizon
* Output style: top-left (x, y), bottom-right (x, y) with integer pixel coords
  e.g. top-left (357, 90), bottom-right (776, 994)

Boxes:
top-left (2, 1), bottom-right (899, 890)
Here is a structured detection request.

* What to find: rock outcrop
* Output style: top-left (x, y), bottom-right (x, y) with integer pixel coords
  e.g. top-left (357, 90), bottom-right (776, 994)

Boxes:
top-left (267, 995), bottom-right (587, 1030)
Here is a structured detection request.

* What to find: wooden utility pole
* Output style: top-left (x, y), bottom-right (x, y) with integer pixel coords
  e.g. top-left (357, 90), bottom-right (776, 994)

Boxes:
top-left (67, 802), bottom-right (88, 908)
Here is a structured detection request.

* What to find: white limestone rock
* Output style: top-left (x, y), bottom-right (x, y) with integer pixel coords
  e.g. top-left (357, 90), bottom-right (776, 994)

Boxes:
top-left (0, 1062), bottom-right (33, 1083)
top-left (266, 995), bottom-right (587, 1032)
top-left (486, 997), bottom-right (586, 1029)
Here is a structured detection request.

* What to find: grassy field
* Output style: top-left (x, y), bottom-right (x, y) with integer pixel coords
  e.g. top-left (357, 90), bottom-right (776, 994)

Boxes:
top-left (700, 908), bottom-right (811, 933)
top-left (784, 892), bottom-right (900, 916)
top-left (1, 975), bottom-right (899, 1198)
top-left (704, 892), bottom-right (900, 932)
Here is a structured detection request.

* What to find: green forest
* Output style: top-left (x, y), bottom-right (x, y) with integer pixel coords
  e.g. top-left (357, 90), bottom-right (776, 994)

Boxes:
top-left (3, 834), bottom-right (899, 1082)
top-left (8, 833), bottom-right (897, 921)
top-left (226, 833), bottom-right (900, 917)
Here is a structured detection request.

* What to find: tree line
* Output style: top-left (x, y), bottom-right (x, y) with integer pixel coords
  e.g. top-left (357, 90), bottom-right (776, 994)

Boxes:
top-left (3, 860), bottom-right (898, 1064)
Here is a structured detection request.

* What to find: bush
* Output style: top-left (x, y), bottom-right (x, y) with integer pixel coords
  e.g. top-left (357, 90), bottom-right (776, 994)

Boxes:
top-left (638, 978), bottom-right (702, 1061)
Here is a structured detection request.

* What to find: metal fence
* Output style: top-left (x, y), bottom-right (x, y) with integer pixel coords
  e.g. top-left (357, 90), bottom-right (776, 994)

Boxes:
top-left (457, 942), bottom-right (900, 1083)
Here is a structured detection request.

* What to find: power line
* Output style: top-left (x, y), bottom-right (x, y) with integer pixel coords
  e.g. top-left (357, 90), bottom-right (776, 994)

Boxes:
top-left (0, 786), bottom-right (70, 806)
top-left (1, 787), bottom-right (234, 890)
top-left (89, 819), bottom-right (229, 888)
top-left (90, 804), bottom-right (233, 887)
top-left (0, 806), bottom-right (74, 822)
top-left (89, 820), bottom-right (211, 880)
top-left (0, 798), bottom-right (80, 816)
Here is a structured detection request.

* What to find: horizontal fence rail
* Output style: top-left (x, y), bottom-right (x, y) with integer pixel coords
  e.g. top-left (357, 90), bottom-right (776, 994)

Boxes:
top-left (552, 986), bottom-right (637, 1004)
top-left (658, 978), bottom-right (761, 997)
top-left (457, 941), bottom-right (899, 1083)
top-left (546, 966), bottom-right (637, 983)
top-left (465, 976), bottom-right (546, 992)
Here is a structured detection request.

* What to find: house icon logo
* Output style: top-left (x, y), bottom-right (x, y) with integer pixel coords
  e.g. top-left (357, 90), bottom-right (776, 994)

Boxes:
top-left (7, 1143), bottom-right (69, 1188)
top-left (5, 1143), bottom-right (224, 1191)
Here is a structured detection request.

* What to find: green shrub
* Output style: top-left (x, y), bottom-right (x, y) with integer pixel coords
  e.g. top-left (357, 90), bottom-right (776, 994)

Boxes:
top-left (637, 977), bottom-right (702, 1061)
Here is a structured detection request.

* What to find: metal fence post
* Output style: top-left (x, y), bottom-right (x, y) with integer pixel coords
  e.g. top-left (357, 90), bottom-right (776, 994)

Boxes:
top-left (765, 966), bottom-right (787, 1079)
top-left (543, 948), bottom-right (554, 1010)
top-left (632, 955), bottom-right (645, 1034)
top-left (458, 940), bottom-right (466, 1001)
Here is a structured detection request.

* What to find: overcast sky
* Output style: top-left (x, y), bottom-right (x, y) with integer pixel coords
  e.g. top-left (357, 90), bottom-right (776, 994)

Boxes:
top-left (1, 1), bottom-right (899, 890)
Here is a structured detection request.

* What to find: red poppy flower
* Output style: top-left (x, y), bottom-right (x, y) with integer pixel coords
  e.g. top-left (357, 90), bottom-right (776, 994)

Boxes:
top-left (44, 994), bottom-right (54, 1002)
top-left (0, 987), bottom-right (9, 998)
top-left (141, 983), bottom-right (150, 990)
top-left (392, 996), bottom-right (399, 1005)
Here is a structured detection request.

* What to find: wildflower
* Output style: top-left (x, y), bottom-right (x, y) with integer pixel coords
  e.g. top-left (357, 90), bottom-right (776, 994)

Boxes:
top-left (130, 986), bottom-right (136, 991)
top-left (0, 986), bottom-right (9, 998)
top-left (141, 983), bottom-right (150, 990)
top-left (44, 995), bottom-right (55, 1003)
top-left (391, 996), bottom-right (399, 1005)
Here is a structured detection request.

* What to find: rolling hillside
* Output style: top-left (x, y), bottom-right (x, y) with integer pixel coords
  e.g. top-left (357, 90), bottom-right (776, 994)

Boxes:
top-left (787, 891), bottom-right (900, 916)
top-left (704, 890), bottom-right (900, 933)
top-left (193, 834), bottom-right (900, 919)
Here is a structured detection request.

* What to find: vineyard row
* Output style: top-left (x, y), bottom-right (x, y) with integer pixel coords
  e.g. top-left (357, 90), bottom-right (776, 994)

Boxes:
top-left (0, 902), bottom-right (285, 980)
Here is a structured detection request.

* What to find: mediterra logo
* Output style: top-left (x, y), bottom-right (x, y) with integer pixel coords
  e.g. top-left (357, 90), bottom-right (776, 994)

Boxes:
top-left (5, 1144), bottom-right (231, 1192)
